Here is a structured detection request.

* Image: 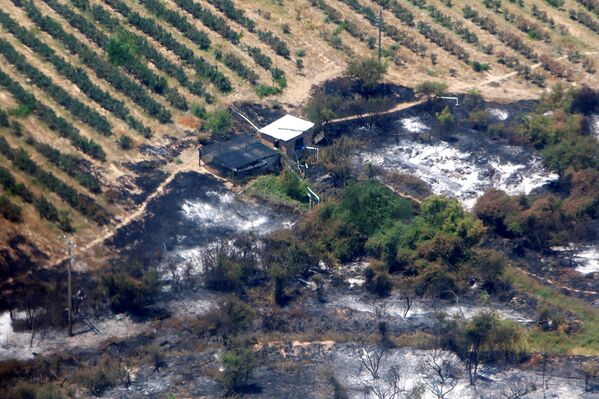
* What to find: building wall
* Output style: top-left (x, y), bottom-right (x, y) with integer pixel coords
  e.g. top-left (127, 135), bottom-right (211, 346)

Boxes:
top-left (260, 128), bottom-right (314, 156)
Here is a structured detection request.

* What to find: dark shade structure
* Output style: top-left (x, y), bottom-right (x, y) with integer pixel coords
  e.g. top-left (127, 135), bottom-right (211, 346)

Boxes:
top-left (199, 135), bottom-right (280, 179)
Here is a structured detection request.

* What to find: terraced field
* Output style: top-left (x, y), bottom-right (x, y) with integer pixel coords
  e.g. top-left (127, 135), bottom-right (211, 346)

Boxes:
top-left (1, 0), bottom-right (598, 263)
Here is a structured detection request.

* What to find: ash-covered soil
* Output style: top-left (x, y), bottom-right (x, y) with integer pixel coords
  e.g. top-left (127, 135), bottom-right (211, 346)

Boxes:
top-left (353, 101), bottom-right (557, 209)
top-left (109, 172), bottom-right (294, 265)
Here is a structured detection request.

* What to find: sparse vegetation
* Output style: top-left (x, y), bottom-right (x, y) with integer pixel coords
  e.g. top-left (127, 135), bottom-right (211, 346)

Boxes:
top-left (1, 0), bottom-right (599, 396)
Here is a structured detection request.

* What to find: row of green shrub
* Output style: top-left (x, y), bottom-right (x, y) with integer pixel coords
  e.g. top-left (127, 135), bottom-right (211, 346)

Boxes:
top-left (203, 0), bottom-right (290, 58)
top-left (427, 4), bottom-right (479, 44)
top-left (0, 39), bottom-right (113, 135)
top-left (73, 0), bottom-right (206, 100)
top-left (0, 69), bottom-right (106, 160)
top-left (29, 138), bottom-right (102, 194)
top-left (417, 21), bottom-right (471, 63)
top-left (206, 0), bottom-right (255, 30)
top-left (174, 0), bottom-right (241, 44)
top-left (463, 5), bottom-right (537, 62)
top-left (13, 0), bottom-right (172, 124)
top-left (216, 50), bottom-right (258, 84)
top-left (340, 0), bottom-right (427, 56)
top-left (0, 165), bottom-right (72, 230)
top-left (372, 0), bottom-right (416, 26)
top-left (104, 0), bottom-right (232, 93)
top-left (0, 137), bottom-right (109, 225)
top-left (0, 9), bottom-right (151, 137)
top-left (44, 0), bottom-right (188, 111)
top-left (309, 0), bottom-right (369, 42)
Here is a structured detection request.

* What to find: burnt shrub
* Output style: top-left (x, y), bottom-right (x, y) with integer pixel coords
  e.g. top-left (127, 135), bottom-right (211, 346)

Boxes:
top-left (468, 110), bottom-right (492, 130)
top-left (414, 264), bottom-right (459, 299)
top-left (11, 382), bottom-right (65, 399)
top-left (74, 356), bottom-right (127, 396)
top-left (203, 238), bottom-right (260, 293)
top-left (200, 297), bottom-right (254, 344)
top-left (569, 85), bottom-right (599, 115)
top-left (364, 263), bottom-right (393, 297)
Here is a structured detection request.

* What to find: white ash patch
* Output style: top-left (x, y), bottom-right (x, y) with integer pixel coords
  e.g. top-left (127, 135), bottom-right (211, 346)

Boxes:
top-left (332, 346), bottom-right (587, 399)
top-left (592, 114), bottom-right (599, 141)
top-left (553, 244), bottom-right (599, 275)
top-left (487, 107), bottom-right (509, 121)
top-left (359, 138), bottom-right (557, 209)
top-left (0, 313), bottom-right (147, 361)
top-left (341, 261), bottom-right (369, 288)
top-left (0, 312), bottom-right (13, 351)
top-left (325, 292), bottom-right (534, 325)
top-left (400, 116), bottom-right (430, 133)
top-left (346, 278), bottom-right (366, 288)
top-left (182, 198), bottom-right (269, 232)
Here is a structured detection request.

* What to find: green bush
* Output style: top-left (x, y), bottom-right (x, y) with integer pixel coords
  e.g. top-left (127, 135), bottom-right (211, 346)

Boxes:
top-left (191, 102), bottom-right (206, 119)
top-left (256, 84), bottom-right (282, 98)
top-left (205, 109), bottom-right (232, 140)
top-left (219, 341), bottom-right (257, 395)
top-left (118, 135), bottom-right (132, 150)
top-left (280, 169), bottom-right (307, 202)
top-left (471, 61), bottom-right (491, 72)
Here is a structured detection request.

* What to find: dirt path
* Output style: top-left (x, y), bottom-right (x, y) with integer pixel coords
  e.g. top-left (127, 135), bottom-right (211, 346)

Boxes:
top-left (328, 98), bottom-right (427, 124)
top-left (326, 54), bottom-right (583, 125)
top-left (50, 146), bottom-right (221, 268)
top-left (513, 265), bottom-right (599, 296)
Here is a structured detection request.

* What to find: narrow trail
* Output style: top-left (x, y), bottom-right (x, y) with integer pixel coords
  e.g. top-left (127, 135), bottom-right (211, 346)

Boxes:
top-left (513, 265), bottom-right (599, 296)
top-left (51, 147), bottom-right (216, 268)
top-left (328, 98), bottom-right (426, 124)
top-left (326, 54), bottom-right (581, 126)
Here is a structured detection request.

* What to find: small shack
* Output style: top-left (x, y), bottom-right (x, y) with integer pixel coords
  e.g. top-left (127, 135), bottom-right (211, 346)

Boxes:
top-left (259, 114), bottom-right (315, 155)
top-left (199, 135), bottom-right (280, 179)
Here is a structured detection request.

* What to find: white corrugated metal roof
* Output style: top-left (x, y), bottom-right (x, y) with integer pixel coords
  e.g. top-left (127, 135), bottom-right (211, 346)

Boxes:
top-left (259, 114), bottom-right (314, 142)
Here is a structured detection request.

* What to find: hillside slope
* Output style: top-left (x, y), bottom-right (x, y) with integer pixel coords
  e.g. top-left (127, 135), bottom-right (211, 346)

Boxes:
top-left (1, 0), bottom-right (598, 265)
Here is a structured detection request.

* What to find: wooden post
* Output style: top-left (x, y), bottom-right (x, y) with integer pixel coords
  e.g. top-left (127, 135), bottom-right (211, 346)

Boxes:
top-left (378, 9), bottom-right (383, 62)
top-left (66, 237), bottom-right (73, 337)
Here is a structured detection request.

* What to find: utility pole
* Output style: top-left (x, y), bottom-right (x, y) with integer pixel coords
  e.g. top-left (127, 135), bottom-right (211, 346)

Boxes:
top-left (65, 236), bottom-right (73, 337)
top-left (378, 9), bottom-right (383, 62)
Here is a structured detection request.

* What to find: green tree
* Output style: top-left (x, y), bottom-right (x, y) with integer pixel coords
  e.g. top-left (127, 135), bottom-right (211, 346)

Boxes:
top-left (436, 106), bottom-right (455, 133)
top-left (219, 341), bottom-right (257, 396)
top-left (344, 57), bottom-right (388, 92)
top-left (443, 312), bottom-right (527, 385)
top-left (107, 29), bottom-right (139, 66)
top-left (304, 93), bottom-right (340, 126)
top-left (416, 80), bottom-right (448, 104)
top-left (318, 136), bottom-right (359, 186)
top-left (205, 109), bottom-right (232, 140)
